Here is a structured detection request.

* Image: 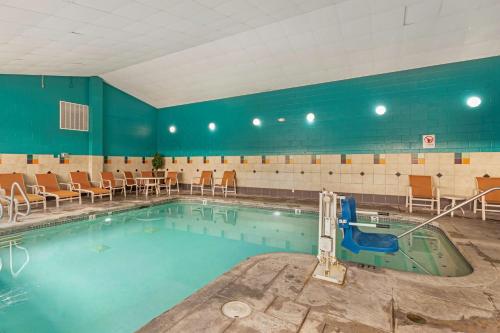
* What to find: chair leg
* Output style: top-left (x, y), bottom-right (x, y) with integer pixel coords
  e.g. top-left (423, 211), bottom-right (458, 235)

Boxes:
top-left (482, 197), bottom-right (486, 221)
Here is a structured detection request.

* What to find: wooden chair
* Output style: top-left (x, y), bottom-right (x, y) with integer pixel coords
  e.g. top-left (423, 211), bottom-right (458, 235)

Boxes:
top-left (69, 171), bottom-right (111, 203)
top-left (191, 171), bottom-right (213, 196)
top-left (474, 177), bottom-right (500, 220)
top-left (100, 172), bottom-right (126, 197)
top-left (213, 171), bottom-right (236, 197)
top-left (0, 173), bottom-right (46, 210)
top-left (406, 175), bottom-right (440, 214)
top-left (35, 173), bottom-right (81, 207)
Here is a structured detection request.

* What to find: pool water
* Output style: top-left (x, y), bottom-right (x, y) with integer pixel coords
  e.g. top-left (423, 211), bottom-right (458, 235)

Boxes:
top-left (0, 202), bottom-right (470, 333)
top-left (336, 218), bottom-right (472, 277)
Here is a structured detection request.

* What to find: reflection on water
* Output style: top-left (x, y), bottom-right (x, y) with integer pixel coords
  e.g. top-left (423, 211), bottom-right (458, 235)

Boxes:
top-left (0, 203), bottom-right (317, 333)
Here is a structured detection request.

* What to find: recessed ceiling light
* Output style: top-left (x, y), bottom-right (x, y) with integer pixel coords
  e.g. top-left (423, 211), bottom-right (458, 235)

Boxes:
top-left (208, 122), bottom-right (216, 131)
top-left (306, 113), bottom-right (315, 123)
top-left (252, 118), bottom-right (261, 126)
top-left (169, 125), bottom-right (176, 133)
top-left (375, 105), bottom-right (386, 115)
top-left (277, 117), bottom-right (286, 123)
top-left (466, 96), bottom-right (481, 108)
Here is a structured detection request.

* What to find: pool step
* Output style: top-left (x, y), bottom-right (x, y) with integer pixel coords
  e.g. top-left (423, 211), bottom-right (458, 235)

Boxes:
top-left (0, 235), bottom-right (22, 248)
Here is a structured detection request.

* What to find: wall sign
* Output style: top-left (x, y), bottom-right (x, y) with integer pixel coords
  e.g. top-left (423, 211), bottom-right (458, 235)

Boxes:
top-left (422, 134), bottom-right (436, 149)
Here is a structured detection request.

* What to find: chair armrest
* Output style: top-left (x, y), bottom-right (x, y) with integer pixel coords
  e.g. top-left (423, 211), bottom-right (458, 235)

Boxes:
top-left (59, 182), bottom-right (72, 190)
top-left (26, 185), bottom-right (38, 194)
top-left (71, 182), bottom-right (82, 190)
top-left (36, 185), bottom-right (47, 193)
top-left (101, 179), bottom-right (112, 188)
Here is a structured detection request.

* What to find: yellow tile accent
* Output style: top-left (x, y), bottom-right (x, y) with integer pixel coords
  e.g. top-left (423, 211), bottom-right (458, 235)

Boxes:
top-left (346, 159), bottom-right (352, 164)
top-left (462, 157), bottom-right (470, 164)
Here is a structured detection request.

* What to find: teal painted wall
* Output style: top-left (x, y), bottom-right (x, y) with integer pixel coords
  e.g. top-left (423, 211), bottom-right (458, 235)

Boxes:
top-left (103, 83), bottom-right (157, 157)
top-left (157, 56), bottom-right (500, 156)
top-left (0, 75), bottom-right (90, 155)
top-left (0, 75), bottom-right (157, 157)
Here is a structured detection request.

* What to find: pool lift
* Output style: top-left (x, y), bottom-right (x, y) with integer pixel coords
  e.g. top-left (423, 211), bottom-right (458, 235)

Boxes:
top-left (315, 187), bottom-right (500, 284)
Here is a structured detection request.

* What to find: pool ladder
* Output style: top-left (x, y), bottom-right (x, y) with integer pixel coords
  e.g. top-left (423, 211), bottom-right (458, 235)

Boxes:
top-left (0, 182), bottom-right (31, 223)
top-left (398, 187), bottom-right (500, 239)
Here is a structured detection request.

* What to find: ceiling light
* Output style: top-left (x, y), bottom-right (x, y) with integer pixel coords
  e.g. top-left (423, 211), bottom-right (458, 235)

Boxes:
top-left (252, 118), bottom-right (261, 126)
top-left (466, 96), bottom-right (481, 108)
top-left (375, 105), bottom-right (386, 115)
top-left (208, 122), bottom-right (216, 131)
top-left (306, 113), bottom-right (315, 123)
top-left (277, 117), bottom-right (286, 122)
top-left (169, 125), bottom-right (176, 133)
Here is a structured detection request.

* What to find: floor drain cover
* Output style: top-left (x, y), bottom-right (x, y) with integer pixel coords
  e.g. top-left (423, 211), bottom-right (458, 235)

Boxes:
top-left (406, 313), bottom-right (427, 324)
top-left (222, 301), bottom-right (252, 319)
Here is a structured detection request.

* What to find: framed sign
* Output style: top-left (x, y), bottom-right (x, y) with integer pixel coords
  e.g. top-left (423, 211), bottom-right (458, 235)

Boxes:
top-left (422, 134), bottom-right (436, 149)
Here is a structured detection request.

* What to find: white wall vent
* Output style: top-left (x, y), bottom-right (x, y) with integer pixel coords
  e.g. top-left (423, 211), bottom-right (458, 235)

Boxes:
top-left (60, 101), bottom-right (89, 131)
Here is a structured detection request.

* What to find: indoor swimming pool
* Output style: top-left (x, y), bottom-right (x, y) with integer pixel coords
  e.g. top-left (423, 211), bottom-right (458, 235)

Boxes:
top-left (0, 202), bottom-right (470, 333)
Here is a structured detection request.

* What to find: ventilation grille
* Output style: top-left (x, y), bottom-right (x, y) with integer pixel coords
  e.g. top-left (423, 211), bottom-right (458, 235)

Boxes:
top-left (60, 101), bottom-right (89, 131)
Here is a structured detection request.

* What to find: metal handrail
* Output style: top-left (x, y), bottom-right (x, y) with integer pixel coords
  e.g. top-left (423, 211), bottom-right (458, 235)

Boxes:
top-left (398, 187), bottom-right (500, 239)
top-left (8, 182), bottom-right (31, 223)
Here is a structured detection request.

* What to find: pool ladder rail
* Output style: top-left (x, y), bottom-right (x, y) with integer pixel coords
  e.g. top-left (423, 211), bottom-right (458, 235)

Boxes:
top-left (0, 182), bottom-right (31, 223)
top-left (398, 187), bottom-right (500, 239)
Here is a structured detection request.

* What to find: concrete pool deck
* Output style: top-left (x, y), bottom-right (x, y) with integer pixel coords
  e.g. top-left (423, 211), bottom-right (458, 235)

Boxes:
top-left (1, 192), bottom-right (499, 332)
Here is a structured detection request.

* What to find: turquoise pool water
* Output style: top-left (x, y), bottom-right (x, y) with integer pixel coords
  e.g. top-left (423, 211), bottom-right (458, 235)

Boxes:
top-left (0, 202), bottom-right (470, 333)
top-left (0, 203), bottom-right (316, 333)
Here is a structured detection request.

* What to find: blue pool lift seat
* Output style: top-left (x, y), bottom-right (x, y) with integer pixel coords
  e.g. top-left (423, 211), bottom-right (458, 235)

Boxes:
top-left (338, 197), bottom-right (399, 254)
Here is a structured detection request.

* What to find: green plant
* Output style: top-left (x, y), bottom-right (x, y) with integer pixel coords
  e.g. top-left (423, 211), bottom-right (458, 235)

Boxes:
top-left (152, 153), bottom-right (164, 171)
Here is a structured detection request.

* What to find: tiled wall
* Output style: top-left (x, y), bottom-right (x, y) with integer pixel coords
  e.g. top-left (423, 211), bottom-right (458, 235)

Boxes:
top-left (160, 152), bottom-right (500, 202)
top-left (1, 152), bottom-right (498, 204)
top-left (0, 154), bottom-right (150, 186)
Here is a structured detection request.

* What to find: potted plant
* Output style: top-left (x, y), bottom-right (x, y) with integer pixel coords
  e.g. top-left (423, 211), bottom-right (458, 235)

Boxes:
top-left (152, 153), bottom-right (165, 176)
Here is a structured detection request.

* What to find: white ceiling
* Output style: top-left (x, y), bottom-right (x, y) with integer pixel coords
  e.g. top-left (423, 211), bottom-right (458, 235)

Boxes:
top-left (2, 1), bottom-right (500, 108)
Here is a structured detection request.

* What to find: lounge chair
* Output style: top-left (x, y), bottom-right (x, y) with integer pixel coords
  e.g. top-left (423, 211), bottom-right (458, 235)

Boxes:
top-left (0, 173), bottom-right (46, 210)
top-left (406, 175), bottom-right (440, 214)
top-left (100, 172), bottom-right (126, 197)
top-left (191, 171), bottom-right (213, 196)
top-left (123, 171), bottom-right (139, 195)
top-left (35, 173), bottom-right (81, 207)
top-left (474, 177), bottom-right (500, 220)
top-left (165, 171), bottom-right (179, 195)
top-left (69, 171), bottom-right (111, 203)
top-left (213, 171), bottom-right (237, 197)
